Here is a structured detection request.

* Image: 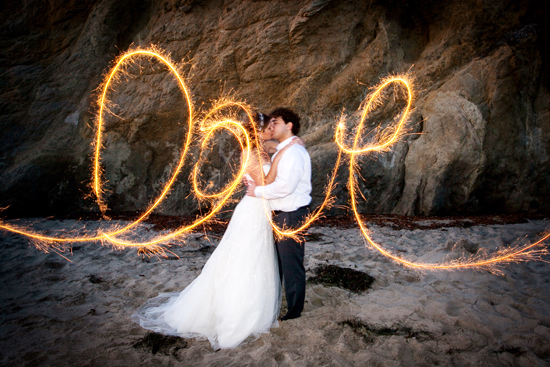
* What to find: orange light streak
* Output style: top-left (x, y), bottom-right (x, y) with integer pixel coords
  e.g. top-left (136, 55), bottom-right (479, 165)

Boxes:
top-left (338, 75), bottom-right (549, 271)
top-left (0, 48), bottom-right (547, 270)
top-left (264, 151), bottom-right (341, 241)
top-left (0, 48), bottom-right (254, 255)
top-left (192, 101), bottom-right (258, 200)
top-left (335, 77), bottom-right (412, 154)
top-left (93, 47), bottom-right (195, 233)
top-left (264, 76), bottom-right (414, 240)
top-left (104, 118), bottom-right (252, 249)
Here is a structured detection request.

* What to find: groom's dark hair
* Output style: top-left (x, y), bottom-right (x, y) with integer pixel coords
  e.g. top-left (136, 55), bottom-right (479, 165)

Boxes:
top-left (269, 107), bottom-right (301, 135)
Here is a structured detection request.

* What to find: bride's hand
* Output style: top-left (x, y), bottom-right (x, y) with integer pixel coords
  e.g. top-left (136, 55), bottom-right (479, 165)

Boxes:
top-left (246, 179), bottom-right (257, 196)
top-left (290, 136), bottom-right (305, 147)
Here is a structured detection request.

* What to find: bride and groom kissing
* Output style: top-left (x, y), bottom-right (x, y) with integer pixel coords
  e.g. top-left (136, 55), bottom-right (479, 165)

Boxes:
top-left (132, 107), bottom-right (312, 350)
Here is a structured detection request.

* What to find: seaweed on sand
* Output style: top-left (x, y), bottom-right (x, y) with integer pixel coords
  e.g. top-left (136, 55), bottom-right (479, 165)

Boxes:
top-left (340, 319), bottom-right (434, 343)
top-left (308, 264), bottom-right (374, 293)
top-left (133, 332), bottom-right (187, 356)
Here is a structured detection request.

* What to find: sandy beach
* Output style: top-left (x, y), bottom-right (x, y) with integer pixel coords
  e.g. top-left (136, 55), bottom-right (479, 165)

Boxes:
top-left (1, 216), bottom-right (549, 366)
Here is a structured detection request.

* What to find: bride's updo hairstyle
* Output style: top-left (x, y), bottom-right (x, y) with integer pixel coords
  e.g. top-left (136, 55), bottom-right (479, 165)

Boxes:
top-left (241, 112), bottom-right (270, 146)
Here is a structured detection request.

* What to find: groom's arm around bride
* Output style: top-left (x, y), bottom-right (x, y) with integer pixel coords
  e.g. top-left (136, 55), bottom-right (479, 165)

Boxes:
top-left (246, 107), bottom-right (312, 321)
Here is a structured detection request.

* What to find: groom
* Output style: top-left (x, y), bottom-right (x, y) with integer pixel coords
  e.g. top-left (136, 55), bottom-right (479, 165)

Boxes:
top-left (246, 107), bottom-right (312, 321)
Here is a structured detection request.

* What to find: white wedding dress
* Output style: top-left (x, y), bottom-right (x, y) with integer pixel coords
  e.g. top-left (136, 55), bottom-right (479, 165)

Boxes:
top-left (132, 164), bottom-right (281, 350)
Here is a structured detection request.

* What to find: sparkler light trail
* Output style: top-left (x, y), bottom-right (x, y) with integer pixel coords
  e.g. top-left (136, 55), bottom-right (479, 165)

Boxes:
top-left (0, 47), bottom-right (547, 270)
top-left (336, 75), bottom-right (549, 272)
top-left (0, 48), bottom-right (256, 255)
top-left (94, 47), bottom-right (193, 219)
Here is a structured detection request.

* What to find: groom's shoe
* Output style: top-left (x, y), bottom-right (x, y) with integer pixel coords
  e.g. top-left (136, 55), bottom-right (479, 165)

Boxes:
top-left (280, 314), bottom-right (299, 321)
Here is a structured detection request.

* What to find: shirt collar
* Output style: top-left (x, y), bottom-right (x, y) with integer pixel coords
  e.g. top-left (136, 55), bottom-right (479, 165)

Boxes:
top-left (276, 136), bottom-right (295, 151)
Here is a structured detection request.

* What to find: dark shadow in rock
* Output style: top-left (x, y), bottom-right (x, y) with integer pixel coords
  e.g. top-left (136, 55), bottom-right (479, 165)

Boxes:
top-left (340, 319), bottom-right (434, 343)
top-left (44, 275), bottom-right (65, 282)
top-left (133, 332), bottom-right (187, 357)
top-left (493, 346), bottom-right (527, 356)
top-left (44, 260), bottom-right (66, 270)
top-left (87, 275), bottom-right (104, 284)
top-left (198, 245), bottom-right (215, 254)
top-left (308, 264), bottom-right (374, 293)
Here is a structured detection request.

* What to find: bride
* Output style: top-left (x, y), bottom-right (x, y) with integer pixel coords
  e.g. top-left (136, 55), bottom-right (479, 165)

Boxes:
top-left (132, 112), bottom-right (298, 350)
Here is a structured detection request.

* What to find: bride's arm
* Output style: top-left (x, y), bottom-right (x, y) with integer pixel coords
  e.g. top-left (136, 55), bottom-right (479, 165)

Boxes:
top-left (264, 137), bottom-right (304, 184)
top-left (243, 153), bottom-right (265, 186)
top-left (263, 140), bottom-right (278, 154)
top-left (264, 155), bottom-right (281, 185)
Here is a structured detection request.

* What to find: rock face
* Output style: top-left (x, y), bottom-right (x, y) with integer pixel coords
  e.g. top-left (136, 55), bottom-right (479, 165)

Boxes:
top-left (1, 0), bottom-right (549, 217)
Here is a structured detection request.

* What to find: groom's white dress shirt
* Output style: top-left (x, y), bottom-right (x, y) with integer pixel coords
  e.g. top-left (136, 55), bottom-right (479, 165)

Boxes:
top-left (254, 136), bottom-right (312, 212)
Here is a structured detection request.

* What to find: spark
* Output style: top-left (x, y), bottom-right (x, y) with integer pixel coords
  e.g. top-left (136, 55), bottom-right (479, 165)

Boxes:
top-left (337, 75), bottom-right (550, 272)
top-left (0, 48), bottom-right (547, 270)
top-left (93, 47), bottom-right (195, 229)
top-left (0, 48), bottom-right (254, 256)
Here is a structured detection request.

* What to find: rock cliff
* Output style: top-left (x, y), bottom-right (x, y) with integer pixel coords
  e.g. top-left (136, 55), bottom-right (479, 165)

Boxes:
top-left (1, 0), bottom-right (549, 217)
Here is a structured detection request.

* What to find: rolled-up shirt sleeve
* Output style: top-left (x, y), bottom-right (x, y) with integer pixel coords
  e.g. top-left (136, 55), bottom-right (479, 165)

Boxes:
top-left (254, 149), bottom-right (304, 200)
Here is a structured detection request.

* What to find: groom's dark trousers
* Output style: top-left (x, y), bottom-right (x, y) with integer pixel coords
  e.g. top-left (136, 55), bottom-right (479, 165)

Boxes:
top-left (273, 205), bottom-right (310, 320)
